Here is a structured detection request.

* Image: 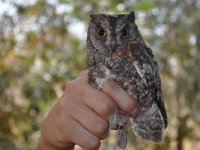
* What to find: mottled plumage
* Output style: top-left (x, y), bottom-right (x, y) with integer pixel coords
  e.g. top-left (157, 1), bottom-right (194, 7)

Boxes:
top-left (87, 11), bottom-right (167, 148)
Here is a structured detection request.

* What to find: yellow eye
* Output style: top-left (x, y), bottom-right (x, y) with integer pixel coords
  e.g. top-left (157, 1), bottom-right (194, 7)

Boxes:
top-left (97, 28), bottom-right (106, 37)
top-left (121, 29), bottom-right (128, 37)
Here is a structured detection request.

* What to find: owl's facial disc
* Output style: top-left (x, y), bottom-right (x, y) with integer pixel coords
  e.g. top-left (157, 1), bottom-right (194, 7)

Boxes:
top-left (88, 12), bottom-right (137, 55)
top-left (105, 26), bottom-right (130, 53)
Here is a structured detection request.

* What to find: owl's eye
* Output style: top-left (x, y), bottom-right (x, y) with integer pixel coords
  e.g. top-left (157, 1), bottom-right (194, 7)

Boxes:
top-left (97, 28), bottom-right (106, 37)
top-left (121, 29), bottom-right (128, 37)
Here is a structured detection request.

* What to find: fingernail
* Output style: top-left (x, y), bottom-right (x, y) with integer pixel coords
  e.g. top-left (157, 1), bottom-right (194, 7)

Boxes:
top-left (130, 108), bottom-right (139, 118)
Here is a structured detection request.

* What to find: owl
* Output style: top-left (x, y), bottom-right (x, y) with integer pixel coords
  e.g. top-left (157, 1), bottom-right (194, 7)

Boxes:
top-left (87, 11), bottom-right (167, 148)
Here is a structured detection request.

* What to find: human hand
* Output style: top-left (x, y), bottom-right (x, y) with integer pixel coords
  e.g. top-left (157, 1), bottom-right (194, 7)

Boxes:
top-left (37, 70), bottom-right (139, 150)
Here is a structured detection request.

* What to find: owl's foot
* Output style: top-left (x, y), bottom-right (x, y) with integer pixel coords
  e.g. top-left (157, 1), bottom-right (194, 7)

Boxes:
top-left (109, 111), bottom-right (128, 130)
top-left (118, 126), bottom-right (128, 149)
top-left (131, 103), bottom-right (165, 142)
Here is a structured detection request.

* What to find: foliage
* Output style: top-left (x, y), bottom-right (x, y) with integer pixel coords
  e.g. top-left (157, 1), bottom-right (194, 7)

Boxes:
top-left (0, 0), bottom-right (200, 149)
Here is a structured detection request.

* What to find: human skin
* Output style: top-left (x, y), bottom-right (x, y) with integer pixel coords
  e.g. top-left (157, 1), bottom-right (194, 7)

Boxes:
top-left (37, 70), bottom-right (139, 150)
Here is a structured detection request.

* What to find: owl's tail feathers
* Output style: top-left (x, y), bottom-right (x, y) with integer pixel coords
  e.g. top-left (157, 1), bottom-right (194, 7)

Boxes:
top-left (131, 103), bottom-right (165, 142)
top-left (109, 112), bottom-right (129, 149)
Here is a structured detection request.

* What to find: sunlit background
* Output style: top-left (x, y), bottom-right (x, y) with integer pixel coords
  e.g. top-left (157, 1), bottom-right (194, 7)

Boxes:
top-left (0, 0), bottom-right (200, 150)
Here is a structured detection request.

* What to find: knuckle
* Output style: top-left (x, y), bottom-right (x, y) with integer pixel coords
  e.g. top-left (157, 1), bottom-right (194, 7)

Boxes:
top-left (65, 78), bottom-right (85, 93)
top-left (65, 80), bottom-right (77, 93)
top-left (62, 81), bottom-right (80, 106)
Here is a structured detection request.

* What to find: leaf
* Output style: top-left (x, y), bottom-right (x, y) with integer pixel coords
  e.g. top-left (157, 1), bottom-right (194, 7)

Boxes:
top-left (134, 0), bottom-right (156, 11)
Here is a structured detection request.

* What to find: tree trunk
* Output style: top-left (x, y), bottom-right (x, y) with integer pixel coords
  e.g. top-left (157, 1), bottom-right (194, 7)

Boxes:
top-left (176, 117), bottom-right (187, 150)
top-left (177, 122), bottom-right (183, 150)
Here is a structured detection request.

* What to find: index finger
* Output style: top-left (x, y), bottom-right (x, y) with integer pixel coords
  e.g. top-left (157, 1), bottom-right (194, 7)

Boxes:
top-left (79, 69), bottom-right (89, 77)
top-left (102, 80), bottom-right (139, 115)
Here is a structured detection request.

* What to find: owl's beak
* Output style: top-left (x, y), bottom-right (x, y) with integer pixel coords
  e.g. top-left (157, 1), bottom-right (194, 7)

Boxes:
top-left (107, 40), bottom-right (117, 52)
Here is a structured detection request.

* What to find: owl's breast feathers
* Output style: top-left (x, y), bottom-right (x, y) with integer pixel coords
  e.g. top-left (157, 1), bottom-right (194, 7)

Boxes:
top-left (112, 40), bottom-right (145, 57)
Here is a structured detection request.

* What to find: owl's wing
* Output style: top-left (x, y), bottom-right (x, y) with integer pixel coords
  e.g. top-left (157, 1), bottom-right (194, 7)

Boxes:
top-left (146, 47), bottom-right (168, 128)
top-left (133, 61), bottom-right (148, 87)
top-left (133, 46), bottom-right (168, 128)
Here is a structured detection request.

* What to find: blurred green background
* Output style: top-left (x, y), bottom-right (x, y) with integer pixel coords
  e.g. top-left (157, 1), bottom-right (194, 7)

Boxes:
top-left (0, 0), bottom-right (200, 150)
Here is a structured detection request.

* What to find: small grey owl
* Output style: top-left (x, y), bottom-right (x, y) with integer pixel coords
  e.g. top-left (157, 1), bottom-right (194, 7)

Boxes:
top-left (87, 11), bottom-right (167, 148)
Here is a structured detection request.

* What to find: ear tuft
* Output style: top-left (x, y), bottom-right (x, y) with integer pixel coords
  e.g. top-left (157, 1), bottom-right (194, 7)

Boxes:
top-left (128, 11), bottom-right (135, 23)
top-left (90, 14), bottom-right (95, 21)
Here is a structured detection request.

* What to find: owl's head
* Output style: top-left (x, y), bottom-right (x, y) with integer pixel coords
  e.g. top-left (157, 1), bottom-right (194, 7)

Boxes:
top-left (87, 11), bottom-right (142, 55)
